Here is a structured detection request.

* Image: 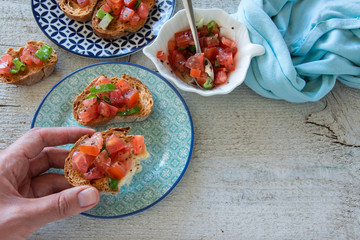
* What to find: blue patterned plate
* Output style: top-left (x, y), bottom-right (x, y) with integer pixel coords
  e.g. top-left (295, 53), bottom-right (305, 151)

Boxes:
top-left (31, 62), bottom-right (193, 218)
top-left (31, 0), bottom-right (175, 58)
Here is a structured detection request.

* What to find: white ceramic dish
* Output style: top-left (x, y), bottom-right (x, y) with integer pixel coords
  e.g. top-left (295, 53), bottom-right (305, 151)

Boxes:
top-left (143, 8), bottom-right (265, 96)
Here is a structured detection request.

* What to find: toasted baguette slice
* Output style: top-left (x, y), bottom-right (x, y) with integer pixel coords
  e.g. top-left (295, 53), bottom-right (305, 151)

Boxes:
top-left (58, 0), bottom-right (99, 22)
top-left (91, 0), bottom-right (156, 40)
top-left (73, 74), bottom-right (153, 126)
top-left (64, 127), bottom-right (150, 194)
top-left (0, 41), bottom-right (58, 86)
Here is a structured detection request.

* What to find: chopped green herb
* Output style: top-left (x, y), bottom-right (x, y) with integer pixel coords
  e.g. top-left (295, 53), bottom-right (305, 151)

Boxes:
top-left (203, 77), bottom-right (213, 89)
top-left (117, 106), bottom-right (140, 116)
top-left (109, 177), bottom-right (119, 190)
top-left (96, 8), bottom-right (107, 19)
top-left (10, 58), bottom-right (25, 74)
top-left (102, 95), bottom-right (111, 104)
top-left (207, 20), bottom-right (217, 34)
top-left (133, 0), bottom-right (142, 10)
top-left (214, 60), bottom-right (220, 68)
top-left (89, 83), bottom-right (116, 94)
top-left (87, 94), bottom-right (98, 99)
top-left (188, 45), bottom-right (196, 53)
top-left (177, 46), bottom-right (187, 51)
top-left (34, 44), bottom-right (52, 61)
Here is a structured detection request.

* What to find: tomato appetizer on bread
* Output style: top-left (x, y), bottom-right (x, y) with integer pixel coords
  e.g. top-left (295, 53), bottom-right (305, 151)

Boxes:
top-left (65, 127), bottom-right (149, 194)
top-left (73, 74), bottom-right (153, 126)
top-left (57, 0), bottom-right (155, 40)
top-left (157, 20), bottom-right (238, 90)
top-left (0, 41), bottom-right (57, 85)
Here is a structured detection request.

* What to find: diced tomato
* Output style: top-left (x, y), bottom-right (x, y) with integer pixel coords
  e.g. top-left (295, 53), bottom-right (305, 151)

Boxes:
top-left (94, 150), bottom-right (111, 171)
top-left (79, 132), bottom-right (104, 156)
top-left (216, 51), bottom-right (235, 71)
top-left (190, 68), bottom-right (201, 78)
top-left (198, 25), bottom-right (209, 37)
top-left (124, 0), bottom-right (137, 8)
top-left (156, 50), bottom-right (166, 62)
top-left (106, 134), bottom-right (126, 155)
top-left (78, 104), bottom-right (99, 123)
top-left (130, 13), bottom-right (140, 25)
top-left (119, 7), bottom-right (135, 22)
top-left (124, 89), bottom-right (139, 108)
top-left (204, 47), bottom-right (220, 61)
top-left (132, 135), bottom-right (145, 154)
top-left (82, 97), bottom-right (97, 108)
top-left (214, 70), bottom-right (228, 86)
top-left (185, 53), bottom-right (204, 71)
top-left (221, 37), bottom-right (237, 49)
top-left (77, 0), bottom-right (89, 7)
top-left (0, 54), bottom-right (13, 75)
top-left (107, 0), bottom-right (123, 15)
top-left (84, 167), bottom-right (105, 180)
top-left (137, 2), bottom-right (149, 19)
top-left (174, 30), bottom-right (192, 48)
top-left (169, 50), bottom-right (187, 73)
top-left (99, 101), bottom-right (118, 117)
top-left (71, 151), bottom-right (95, 173)
top-left (101, 3), bottom-right (112, 12)
top-left (195, 72), bottom-right (208, 86)
top-left (116, 78), bottom-right (130, 92)
top-left (111, 146), bottom-right (131, 162)
top-left (94, 75), bottom-right (110, 85)
top-left (167, 39), bottom-right (176, 52)
top-left (21, 45), bottom-right (42, 66)
top-left (110, 89), bottom-right (126, 106)
top-left (106, 162), bottom-right (128, 180)
top-left (204, 35), bottom-right (220, 48)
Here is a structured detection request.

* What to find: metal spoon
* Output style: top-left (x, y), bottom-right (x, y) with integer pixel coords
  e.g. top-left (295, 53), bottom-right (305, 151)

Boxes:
top-left (182, 0), bottom-right (214, 89)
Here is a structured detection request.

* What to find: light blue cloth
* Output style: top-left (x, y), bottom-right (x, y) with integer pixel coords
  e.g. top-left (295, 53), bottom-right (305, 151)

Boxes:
top-left (234, 0), bottom-right (360, 102)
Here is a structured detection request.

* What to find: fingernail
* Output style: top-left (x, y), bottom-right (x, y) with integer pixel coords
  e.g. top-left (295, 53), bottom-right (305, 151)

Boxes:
top-left (78, 188), bottom-right (98, 208)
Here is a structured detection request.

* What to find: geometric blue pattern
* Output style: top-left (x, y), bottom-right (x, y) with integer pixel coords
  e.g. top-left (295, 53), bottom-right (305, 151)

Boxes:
top-left (31, 0), bottom-right (175, 58)
top-left (31, 61), bottom-right (193, 218)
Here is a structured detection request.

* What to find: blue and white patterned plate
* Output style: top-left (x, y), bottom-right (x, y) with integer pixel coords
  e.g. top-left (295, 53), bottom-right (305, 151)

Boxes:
top-left (31, 0), bottom-right (175, 58)
top-left (31, 62), bottom-right (193, 218)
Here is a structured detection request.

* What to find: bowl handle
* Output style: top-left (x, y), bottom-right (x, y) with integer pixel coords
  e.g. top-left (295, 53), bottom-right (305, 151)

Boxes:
top-left (248, 44), bottom-right (265, 57)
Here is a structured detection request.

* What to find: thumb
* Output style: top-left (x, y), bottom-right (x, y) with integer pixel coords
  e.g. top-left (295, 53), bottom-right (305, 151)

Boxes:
top-left (27, 186), bottom-right (99, 227)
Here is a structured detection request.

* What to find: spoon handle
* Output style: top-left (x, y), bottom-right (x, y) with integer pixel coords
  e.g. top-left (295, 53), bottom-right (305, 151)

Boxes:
top-left (182, 0), bottom-right (201, 53)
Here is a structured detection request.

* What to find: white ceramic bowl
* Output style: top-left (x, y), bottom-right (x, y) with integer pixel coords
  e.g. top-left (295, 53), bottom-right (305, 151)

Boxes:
top-left (143, 8), bottom-right (265, 96)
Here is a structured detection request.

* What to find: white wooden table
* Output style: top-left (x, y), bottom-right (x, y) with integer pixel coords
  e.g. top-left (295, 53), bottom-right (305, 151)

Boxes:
top-left (1, 0), bottom-right (360, 239)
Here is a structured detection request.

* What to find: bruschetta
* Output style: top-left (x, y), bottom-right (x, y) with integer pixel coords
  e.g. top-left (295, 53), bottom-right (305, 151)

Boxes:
top-left (72, 73), bottom-right (153, 126)
top-left (64, 127), bottom-right (150, 194)
top-left (57, 0), bottom-right (99, 22)
top-left (0, 41), bottom-right (58, 85)
top-left (91, 0), bottom-right (156, 40)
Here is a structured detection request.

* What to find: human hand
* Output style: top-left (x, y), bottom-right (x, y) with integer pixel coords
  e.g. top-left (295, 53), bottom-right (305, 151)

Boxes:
top-left (0, 127), bottom-right (100, 240)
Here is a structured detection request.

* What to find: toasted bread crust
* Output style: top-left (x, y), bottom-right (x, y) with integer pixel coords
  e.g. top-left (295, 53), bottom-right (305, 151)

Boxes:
top-left (91, 0), bottom-right (156, 39)
top-left (64, 127), bottom-right (150, 194)
top-left (58, 0), bottom-right (99, 22)
top-left (72, 74), bottom-right (153, 126)
top-left (0, 41), bottom-right (58, 86)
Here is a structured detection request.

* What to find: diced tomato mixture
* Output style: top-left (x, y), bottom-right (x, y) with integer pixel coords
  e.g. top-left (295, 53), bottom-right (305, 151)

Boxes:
top-left (0, 44), bottom-right (47, 76)
top-left (71, 132), bottom-right (147, 181)
top-left (160, 20), bottom-right (237, 89)
top-left (98, 0), bottom-right (150, 26)
top-left (78, 75), bottom-right (140, 124)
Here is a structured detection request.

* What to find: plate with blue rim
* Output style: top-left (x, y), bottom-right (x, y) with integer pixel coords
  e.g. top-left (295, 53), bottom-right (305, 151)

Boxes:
top-left (31, 61), bottom-right (193, 218)
top-left (31, 0), bottom-right (175, 58)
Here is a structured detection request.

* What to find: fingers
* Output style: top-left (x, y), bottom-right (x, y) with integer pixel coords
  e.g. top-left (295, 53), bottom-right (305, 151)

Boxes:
top-left (5, 127), bottom-right (95, 160)
top-left (29, 147), bottom-right (70, 177)
top-left (30, 173), bottom-right (73, 197)
top-left (24, 186), bottom-right (99, 228)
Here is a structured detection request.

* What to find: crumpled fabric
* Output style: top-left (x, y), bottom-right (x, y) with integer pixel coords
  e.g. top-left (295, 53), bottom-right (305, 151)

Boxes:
top-left (233, 0), bottom-right (360, 102)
